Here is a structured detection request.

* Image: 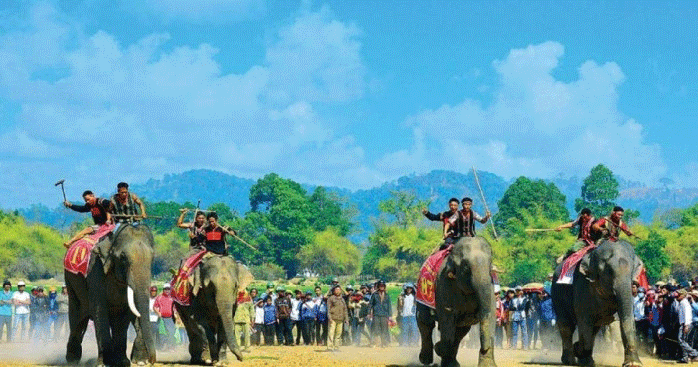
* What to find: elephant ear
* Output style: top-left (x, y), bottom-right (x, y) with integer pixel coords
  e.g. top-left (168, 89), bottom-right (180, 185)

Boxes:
top-left (91, 237), bottom-right (114, 275)
top-left (632, 256), bottom-right (645, 282)
top-left (236, 263), bottom-right (254, 291)
top-left (191, 264), bottom-right (202, 296)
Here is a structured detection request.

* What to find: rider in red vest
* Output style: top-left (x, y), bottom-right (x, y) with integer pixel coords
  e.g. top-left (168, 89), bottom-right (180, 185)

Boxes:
top-left (592, 206), bottom-right (636, 242)
top-left (204, 212), bottom-right (237, 255)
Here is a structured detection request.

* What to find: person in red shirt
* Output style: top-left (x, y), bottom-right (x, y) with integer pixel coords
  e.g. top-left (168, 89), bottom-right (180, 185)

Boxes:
top-left (153, 283), bottom-right (175, 350)
top-left (592, 206), bottom-right (636, 243)
top-left (204, 212), bottom-right (237, 255)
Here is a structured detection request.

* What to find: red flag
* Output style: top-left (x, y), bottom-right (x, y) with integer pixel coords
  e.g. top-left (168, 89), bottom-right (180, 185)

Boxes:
top-left (636, 267), bottom-right (649, 290)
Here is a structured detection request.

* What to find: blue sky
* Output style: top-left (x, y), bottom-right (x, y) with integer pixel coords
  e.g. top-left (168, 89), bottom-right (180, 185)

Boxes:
top-left (0, 0), bottom-right (696, 208)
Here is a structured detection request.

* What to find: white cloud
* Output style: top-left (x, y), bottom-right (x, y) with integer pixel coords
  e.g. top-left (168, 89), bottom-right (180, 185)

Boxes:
top-left (387, 41), bottom-right (665, 184)
top-left (0, 2), bottom-right (375, 207)
top-left (264, 6), bottom-right (366, 103)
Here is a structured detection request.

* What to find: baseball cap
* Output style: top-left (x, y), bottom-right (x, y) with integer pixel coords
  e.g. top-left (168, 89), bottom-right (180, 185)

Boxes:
top-left (17, 281), bottom-right (25, 286)
top-left (163, 283), bottom-right (171, 289)
top-left (2, 280), bottom-right (10, 287)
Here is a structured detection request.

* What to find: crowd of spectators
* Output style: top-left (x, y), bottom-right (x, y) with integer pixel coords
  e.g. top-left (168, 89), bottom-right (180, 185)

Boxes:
top-left (632, 279), bottom-right (698, 363)
top-left (231, 278), bottom-right (414, 351)
top-left (0, 280), bottom-right (69, 343)
top-left (495, 283), bottom-right (557, 350)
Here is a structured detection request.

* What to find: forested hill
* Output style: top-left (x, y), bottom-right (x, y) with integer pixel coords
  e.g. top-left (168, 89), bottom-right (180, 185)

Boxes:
top-left (17, 169), bottom-right (698, 240)
top-left (131, 169), bottom-right (256, 215)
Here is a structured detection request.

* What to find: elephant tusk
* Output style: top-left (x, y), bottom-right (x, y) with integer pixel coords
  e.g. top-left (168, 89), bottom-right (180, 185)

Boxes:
top-left (127, 286), bottom-right (142, 318)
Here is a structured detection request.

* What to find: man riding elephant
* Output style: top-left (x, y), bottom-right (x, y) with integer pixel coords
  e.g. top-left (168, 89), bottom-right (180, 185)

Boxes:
top-left (64, 223), bottom-right (156, 366)
top-left (592, 206), bottom-right (637, 243)
top-left (551, 239), bottom-right (644, 367)
top-left (416, 236), bottom-right (497, 367)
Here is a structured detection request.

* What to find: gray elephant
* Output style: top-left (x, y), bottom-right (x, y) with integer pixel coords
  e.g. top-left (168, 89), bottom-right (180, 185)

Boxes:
top-left (174, 255), bottom-right (253, 365)
top-left (64, 223), bottom-right (156, 366)
top-left (551, 239), bottom-right (643, 367)
top-left (417, 236), bottom-right (497, 367)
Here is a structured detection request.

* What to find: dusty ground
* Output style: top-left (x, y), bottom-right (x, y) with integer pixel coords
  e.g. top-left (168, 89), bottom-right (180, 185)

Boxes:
top-left (0, 340), bottom-right (678, 367)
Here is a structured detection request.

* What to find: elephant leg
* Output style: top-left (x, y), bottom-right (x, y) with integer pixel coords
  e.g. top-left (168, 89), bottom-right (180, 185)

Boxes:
top-left (417, 304), bottom-right (436, 365)
top-left (560, 321), bottom-right (576, 365)
top-left (438, 325), bottom-right (470, 367)
top-left (86, 260), bottom-right (113, 365)
top-left (178, 305), bottom-right (207, 364)
top-left (65, 271), bottom-right (89, 364)
top-left (110, 309), bottom-right (131, 367)
top-left (204, 322), bottom-right (218, 363)
top-left (575, 322), bottom-right (599, 367)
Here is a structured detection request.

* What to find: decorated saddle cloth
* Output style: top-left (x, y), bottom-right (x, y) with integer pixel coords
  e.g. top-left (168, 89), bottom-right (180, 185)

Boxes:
top-left (171, 250), bottom-right (255, 306)
top-left (171, 249), bottom-right (210, 306)
top-left (415, 245), bottom-right (453, 309)
top-left (557, 245), bottom-right (650, 289)
top-left (416, 244), bottom-right (500, 309)
top-left (64, 224), bottom-right (116, 276)
top-left (557, 245), bottom-right (597, 285)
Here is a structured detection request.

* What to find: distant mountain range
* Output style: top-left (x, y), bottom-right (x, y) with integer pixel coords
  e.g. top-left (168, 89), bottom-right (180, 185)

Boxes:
top-left (18, 169), bottom-right (698, 242)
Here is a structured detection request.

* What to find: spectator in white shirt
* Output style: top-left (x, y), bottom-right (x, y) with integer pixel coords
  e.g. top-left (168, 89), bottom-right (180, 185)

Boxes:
top-left (677, 289), bottom-right (698, 363)
top-left (11, 281), bottom-right (31, 341)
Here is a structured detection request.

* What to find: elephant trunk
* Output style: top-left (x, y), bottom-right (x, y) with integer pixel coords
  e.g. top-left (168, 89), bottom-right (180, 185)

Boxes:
top-left (129, 273), bottom-right (157, 364)
top-left (614, 277), bottom-right (641, 365)
top-left (216, 286), bottom-right (243, 362)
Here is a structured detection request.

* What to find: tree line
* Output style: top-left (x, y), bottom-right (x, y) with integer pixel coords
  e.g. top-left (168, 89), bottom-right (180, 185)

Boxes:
top-left (0, 165), bottom-right (693, 285)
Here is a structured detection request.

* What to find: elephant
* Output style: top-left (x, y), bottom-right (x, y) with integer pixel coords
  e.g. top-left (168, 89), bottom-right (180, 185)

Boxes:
top-left (551, 239), bottom-right (643, 367)
top-left (174, 254), bottom-right (253, 365)
top-left (417, 236), bottom-right (497, 367)
top-left (64, 223), bottom-right (156, 366)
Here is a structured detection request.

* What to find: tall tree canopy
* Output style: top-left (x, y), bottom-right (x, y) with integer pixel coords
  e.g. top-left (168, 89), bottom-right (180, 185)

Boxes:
top-left (495, 177), bottom-right (569, 234)
top-left (245, 174), bottom-right (353, 277)
top-left (574, 164), bottom-right (619, 217)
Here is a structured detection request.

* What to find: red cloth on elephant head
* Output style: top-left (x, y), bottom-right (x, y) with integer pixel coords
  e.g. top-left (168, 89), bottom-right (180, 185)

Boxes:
top-left (64, 224), bottom-right (115, 276)
top-left (171, 249), bottom-right (208, 306)
top-left (415, 245), bottom-right (453, 309)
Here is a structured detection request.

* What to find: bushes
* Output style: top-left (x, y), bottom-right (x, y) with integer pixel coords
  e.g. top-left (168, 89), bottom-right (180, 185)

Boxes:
top-left (249, 263), bottom-right (286, 281)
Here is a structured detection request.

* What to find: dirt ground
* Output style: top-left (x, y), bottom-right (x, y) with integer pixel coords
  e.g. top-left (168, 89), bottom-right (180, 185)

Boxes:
top-left (0, 340), bottom-right (677, 367)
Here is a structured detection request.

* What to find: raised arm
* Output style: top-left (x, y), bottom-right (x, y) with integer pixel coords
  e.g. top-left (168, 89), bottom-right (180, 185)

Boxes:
top-left (64, 201), bottom-right (91, 213)
top-left (176, 208), bottom-right (191, 229)
top-left (422, 209), bottom-right (442, 221)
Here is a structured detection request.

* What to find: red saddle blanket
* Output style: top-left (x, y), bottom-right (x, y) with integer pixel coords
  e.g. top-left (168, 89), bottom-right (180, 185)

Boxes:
top-left (64, 224), bottom-right (115, 276)
top-left (416, 245), bottom-right (453, 309)
top-left (557, 245), bottom-right (597, 285)
top-left (171, 249), bottom-right (208, 306)
top-left (557, 245), bottom-right (650, 289)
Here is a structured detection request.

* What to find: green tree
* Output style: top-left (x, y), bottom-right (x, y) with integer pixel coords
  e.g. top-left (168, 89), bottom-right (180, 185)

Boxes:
top-left (247, 173), bottom-right (314, 278)
top-left (207, 202), bottom-right (237, 222)
top-left (493, 206), bottom-right (574, 286)
top-left (144, 200), bottom-right (195, 233)
top-left (574, 164), bottom-right (620, 217)
top-left (635, 230), bottom-right (671, 282)
top-left (495, 177), bottom-right (569, 234)
top-left (378, 190), bottom-right (430, 229)
top-left (0, 211), bottom-right (67, 280)
top-left (308, 187), bottom-right (353, 236)
top-left (298, 228), bottom-right (360, 276)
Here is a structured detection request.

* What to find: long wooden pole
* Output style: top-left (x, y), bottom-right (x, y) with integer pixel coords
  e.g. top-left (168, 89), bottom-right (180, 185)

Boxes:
top-left (472, 167), bottom-right (498, 239)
